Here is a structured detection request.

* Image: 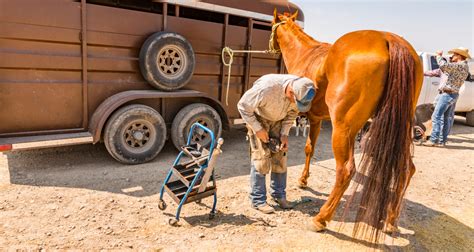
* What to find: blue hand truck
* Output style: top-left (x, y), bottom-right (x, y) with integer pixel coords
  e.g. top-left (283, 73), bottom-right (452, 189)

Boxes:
top-left (158, 122), bottom-right (224, 226)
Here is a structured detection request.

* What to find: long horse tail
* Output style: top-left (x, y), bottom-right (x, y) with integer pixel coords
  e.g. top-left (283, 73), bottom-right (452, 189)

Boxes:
top-left (352, 35), bottom-right (417, 241)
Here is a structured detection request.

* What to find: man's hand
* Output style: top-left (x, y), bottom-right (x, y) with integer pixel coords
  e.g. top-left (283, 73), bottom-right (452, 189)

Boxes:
top-left (256, 130), bottom-right (269, 143)
top-left (436, 50), bottom-right (443, 56)
top-left (280, 135), bottom-right (289, 151)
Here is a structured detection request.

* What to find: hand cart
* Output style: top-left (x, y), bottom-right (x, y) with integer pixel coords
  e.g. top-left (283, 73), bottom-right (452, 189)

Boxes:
top-left (158, 122), bottom-right (224, 226)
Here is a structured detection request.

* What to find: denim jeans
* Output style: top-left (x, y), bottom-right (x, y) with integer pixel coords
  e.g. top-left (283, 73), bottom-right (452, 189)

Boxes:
top-left (249, 161), bottom-right (287, 207)
top-left (430, 93), bottom-right (459, 144)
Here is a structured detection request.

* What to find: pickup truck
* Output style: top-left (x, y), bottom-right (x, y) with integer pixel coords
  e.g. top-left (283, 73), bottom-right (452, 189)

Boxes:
top-left (418, 52), bottom-right (474, 126)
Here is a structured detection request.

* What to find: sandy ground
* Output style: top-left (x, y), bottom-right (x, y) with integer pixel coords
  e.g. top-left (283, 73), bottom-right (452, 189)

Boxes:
top-left (0, 118), bottom-right (473, 251)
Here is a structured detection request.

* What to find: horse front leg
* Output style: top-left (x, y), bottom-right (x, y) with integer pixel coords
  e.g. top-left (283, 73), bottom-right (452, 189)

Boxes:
top-left (298, 120), bottom-right (322, 188)
top-left (385, 158), bottom-right (416, 233)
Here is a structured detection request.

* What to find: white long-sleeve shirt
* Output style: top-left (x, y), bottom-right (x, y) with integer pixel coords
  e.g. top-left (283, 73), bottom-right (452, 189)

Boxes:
top-left (237, 74), bottom-right (299, 136)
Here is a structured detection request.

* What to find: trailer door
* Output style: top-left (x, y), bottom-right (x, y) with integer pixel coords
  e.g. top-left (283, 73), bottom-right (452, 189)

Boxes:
top-left (0, 0), bottom-right (85, 136)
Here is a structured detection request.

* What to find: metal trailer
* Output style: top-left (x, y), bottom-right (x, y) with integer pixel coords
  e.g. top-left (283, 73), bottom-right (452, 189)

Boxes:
top-left (0, 0), bottom-right (304, 164)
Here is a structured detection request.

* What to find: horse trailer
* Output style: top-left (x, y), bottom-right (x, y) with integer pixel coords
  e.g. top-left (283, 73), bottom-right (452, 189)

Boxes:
top-left (0, 0), bottom-right (304, 164)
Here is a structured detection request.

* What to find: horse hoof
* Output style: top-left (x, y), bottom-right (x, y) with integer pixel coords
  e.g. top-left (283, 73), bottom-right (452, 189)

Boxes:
top-left (307, 220), bottom-right (326, 232)
top-left (298, 179), bottom-right (308, 188)
top-left (384, 223), bottom-right (400, 234)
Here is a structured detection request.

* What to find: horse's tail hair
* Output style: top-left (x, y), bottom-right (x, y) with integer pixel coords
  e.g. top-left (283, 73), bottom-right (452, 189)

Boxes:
top-left (352, 35), bottom-right (417, 241)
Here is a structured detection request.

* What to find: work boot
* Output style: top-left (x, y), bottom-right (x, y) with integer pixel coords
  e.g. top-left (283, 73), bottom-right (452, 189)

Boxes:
top-left (424, 141), bottom-right (442, 147)
top-left (272, 198), bottom-right (295, 209)
top-left (252, 203), bottom-right (275, 214)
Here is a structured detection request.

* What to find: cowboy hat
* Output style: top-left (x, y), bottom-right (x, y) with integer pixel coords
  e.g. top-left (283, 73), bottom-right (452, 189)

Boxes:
top-left (448, 47), bottom-right (471, 59)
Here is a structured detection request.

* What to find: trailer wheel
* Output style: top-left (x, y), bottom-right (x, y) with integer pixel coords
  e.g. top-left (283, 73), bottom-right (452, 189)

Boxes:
top-left (466, 110), bottom-right (474, 127)
top-left (139, 32), bottom-right (195, 91)
top-left (104, 104), bottom-right (166, 164)
top-left (171, 104), bottom-right (222, 150)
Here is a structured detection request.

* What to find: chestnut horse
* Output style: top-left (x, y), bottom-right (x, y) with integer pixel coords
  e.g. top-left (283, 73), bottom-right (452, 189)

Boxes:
top-left (272, 11), bottom-right (423, 240)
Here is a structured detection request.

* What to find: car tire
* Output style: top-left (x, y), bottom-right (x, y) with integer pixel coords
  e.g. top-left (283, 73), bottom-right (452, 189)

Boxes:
top-left (139, 32), bottom-right (195, 91)
top-left (466, 110), bottom-right (474, 127)
top-left (104, 104), bottom-right (167, 164)
top-left (171, 103), bottom-right (222, 150)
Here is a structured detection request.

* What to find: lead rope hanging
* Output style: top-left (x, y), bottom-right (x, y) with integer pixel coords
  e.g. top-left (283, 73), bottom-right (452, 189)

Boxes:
top-left (221, 21), bottom-right (286, 106)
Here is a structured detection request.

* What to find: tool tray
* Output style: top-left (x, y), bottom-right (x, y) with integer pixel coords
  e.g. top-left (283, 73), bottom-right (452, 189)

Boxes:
top-left (164, 178), bottom-right (216, 205)
top-left (181, 143), bottom-right (209, 158)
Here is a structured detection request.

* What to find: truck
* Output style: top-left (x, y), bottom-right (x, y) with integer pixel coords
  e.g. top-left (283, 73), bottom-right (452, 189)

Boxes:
top-left (0, 0), bottom-right (304, 164)
top-left (418, 52), bottom-right (474, 126)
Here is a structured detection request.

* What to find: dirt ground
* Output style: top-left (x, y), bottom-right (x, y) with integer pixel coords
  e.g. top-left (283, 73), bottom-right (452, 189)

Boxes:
top-left (0, 118), bottom-right (473, 251)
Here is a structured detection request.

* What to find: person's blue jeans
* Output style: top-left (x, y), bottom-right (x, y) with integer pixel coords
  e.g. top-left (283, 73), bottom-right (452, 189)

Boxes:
top-left (430, 93), bottom-right (459, 144)
top-left (249, 161), bottom-right (287, 207)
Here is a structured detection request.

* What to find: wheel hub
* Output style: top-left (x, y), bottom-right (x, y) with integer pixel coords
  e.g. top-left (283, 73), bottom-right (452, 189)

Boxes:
top-left (157, 45), bottom-right (186, 78)
top-left (133, 131), bottom-right (145, 141)
top-left (124, 123), bottom-right (151, 149)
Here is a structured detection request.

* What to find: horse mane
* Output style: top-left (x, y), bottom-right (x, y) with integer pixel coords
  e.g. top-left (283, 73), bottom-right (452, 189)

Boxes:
top-left (278, 19), bottom-right (331, 80)
top-left (285, 20), bottom-right (326, 48)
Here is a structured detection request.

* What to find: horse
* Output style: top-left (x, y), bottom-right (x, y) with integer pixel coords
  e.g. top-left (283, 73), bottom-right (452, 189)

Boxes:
top-left (271, 11), bottom-right (423, 241)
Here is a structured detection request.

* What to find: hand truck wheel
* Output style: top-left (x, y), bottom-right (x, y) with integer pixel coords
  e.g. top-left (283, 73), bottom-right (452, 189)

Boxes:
top-left (168, 218), bottom-right (179, 226)
top-left (209, 212), bottom-right (216, 220)
top-left (158, 200), bottom-right (167, 210)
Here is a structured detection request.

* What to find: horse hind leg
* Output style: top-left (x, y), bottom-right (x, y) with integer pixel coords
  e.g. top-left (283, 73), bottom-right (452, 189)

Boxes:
top-left (385, 158), bottom-right (416, 233)
top-left (310, 124), bottom-right (358, 231)
top-left (298, 120), bottom-right (322, 188)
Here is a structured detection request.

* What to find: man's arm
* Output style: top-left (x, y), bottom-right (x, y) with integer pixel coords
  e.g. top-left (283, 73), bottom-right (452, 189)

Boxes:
top-left (437, 56), bottom-right (456, 74)
top-left (424, 68), bottom-right (441, 77)
top-left (280, 107), bottom-right (298, 136)
top-left (237, 88), bottom-right (264, 132)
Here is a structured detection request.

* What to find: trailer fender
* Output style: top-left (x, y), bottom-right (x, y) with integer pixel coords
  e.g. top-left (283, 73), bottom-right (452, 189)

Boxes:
top-left (89, 90), bottom-right (229, 143)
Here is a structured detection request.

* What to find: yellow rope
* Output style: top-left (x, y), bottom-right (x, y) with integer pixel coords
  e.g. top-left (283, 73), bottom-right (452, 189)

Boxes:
top-left (221, 21), bottom-right (286, 105)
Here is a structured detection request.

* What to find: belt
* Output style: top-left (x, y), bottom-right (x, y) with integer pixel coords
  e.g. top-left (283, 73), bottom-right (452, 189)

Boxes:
top-left (439, 88), bottom-right (457, 94)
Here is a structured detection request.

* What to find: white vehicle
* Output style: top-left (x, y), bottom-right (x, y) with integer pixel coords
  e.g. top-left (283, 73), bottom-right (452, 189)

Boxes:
top-left (418, 52), bottom-right (474, 126)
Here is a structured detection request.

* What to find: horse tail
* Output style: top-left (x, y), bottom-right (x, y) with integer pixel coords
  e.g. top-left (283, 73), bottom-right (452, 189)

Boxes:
top-left (352, 35), bottom-right (417, 241)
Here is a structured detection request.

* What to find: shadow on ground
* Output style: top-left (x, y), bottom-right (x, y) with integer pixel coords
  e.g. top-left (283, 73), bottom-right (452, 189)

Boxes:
top-left (289, 184), bottom-right (473, 251)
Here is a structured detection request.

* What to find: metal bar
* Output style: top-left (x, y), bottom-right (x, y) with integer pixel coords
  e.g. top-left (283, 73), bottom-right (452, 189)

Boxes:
top-left (161, 98), bottom-right (165, 120)
top-left (175, 168), bottom-right (204, 220)
top-left (252, 20), bottom-right (272, 26)
top-left (175, 5), bottom-right (179, 17)
top-left (243, 18), bottom-right (253, 94)
top-left (151, 0), bottom-right (305, 28)
top-left (219, 14), bottom-right (229, 103)
top-left (11, 136), bottom-right (93, 151)
top-left (0, 128), bottom-right (86, 138)
top-left (80, 0), bottom-right (89, 129)
top-left (162, 2), bottom-right (168, 31)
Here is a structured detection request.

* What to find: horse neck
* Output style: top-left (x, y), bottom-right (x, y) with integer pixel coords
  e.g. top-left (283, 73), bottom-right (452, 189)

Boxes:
top-left (277, 23), bottom-right (330, 78)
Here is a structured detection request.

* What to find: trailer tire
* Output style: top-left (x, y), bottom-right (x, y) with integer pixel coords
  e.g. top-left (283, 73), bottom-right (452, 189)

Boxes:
top-left (139, 32), bottom-right (195, 91)
top-left (466, 110), bottom-right (474, 127)
top-left (171, 104), bottom-right (222, 150)
top-left (104, 104), bottom-right (167, 164)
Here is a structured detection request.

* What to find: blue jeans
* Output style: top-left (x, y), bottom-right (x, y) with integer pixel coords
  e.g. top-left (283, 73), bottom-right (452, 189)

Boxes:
top-left (249, 161), bottom-right (287, 207)
top-left (430, 93), bottom-right (458, 144)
